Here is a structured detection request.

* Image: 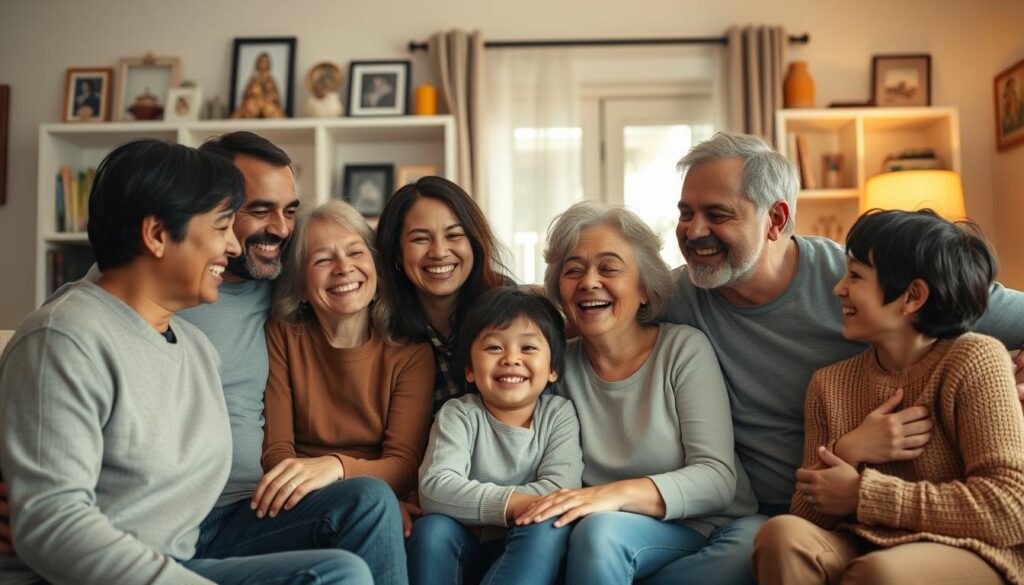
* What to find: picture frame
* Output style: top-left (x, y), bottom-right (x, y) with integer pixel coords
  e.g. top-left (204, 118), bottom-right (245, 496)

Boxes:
top-left (115, 54), bottom-right (181, 121)
top-left (871, 54), bottom-right (931, 107)
top-left (230, 37), bottom-right (297, 118)
top-left (396, 164), bottom-right (437, 186)
top-left (165, 87), bottom-right (203, 122)
top-left (994, 57), bottom-right (1024, 151)
top-left (63, 67), bottom-right (113, 122)
top-left (341, 164), bottom-right (394, 217)
top-left (346, 61), bottom-right (410, 117)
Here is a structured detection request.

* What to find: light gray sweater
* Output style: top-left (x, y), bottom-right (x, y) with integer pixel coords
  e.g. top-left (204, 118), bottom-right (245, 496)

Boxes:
top-left (662, 235), bottom-right (1024, 508)
top-left (558, 323), bottom-right (758, 537)
top-left (0, 282), bottom-right (232, 584)
top-left (419, 393), bottom-right (584, 527)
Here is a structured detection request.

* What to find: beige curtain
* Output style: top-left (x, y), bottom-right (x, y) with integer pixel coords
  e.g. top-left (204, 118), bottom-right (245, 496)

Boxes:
top-left (726, 26), bottom-right (786, 146)
top-left (429, 30), bottom-right (486, 204)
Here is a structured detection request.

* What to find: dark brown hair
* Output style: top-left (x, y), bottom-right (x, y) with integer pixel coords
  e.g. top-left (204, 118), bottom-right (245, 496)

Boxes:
top-left (374, 176), bottom-right (512, 342)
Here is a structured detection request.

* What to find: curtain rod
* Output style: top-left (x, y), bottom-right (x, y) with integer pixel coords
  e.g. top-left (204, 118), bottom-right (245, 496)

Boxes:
top-left (408, 33), bottom-right (809, 52)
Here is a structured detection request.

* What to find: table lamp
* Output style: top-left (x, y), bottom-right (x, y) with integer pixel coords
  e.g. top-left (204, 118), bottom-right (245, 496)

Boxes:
top-left (862, 170), bottom-right (967, 220)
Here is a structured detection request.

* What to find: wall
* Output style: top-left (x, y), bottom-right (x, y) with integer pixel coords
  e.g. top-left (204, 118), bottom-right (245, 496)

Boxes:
top-left (991, 0), bottom-right (1024, 289)
top-left (0, 0), bottom-right (1017, 327)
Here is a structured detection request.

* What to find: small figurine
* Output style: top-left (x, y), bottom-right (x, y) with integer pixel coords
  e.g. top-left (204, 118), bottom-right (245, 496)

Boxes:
top-left (304, 62), bottom-right (343, 118)
top-left (232, 52), bottom-right (286, 119)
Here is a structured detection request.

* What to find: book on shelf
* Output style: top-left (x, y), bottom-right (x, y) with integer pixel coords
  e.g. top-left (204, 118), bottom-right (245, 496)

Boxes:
top-left (795, 134), bottom-right (816, 189)
top-left (55, 165), bottom-right (95, 233)
top-left (47, 247), bottom-right (94, 294)
top-left (881, 148), bottom-right (944, 173)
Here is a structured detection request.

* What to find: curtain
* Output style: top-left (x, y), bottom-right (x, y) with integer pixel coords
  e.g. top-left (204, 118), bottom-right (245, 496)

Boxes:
top-left (484, 50), bottom-right (581, 284)
top-left (429, 30), bottom-right (486, 203)
top-left (726, 25), bottom-right (786, 146)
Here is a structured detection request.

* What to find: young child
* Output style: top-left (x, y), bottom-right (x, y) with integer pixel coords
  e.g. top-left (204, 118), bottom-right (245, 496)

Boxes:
top-left (753, 209), bottom-right (1024, 585)
top-left (407, 287), bottom-right (584, 585)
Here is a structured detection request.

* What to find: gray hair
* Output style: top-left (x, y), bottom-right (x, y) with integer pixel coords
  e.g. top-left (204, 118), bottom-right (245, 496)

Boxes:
top-left (676, 132), bottom-right (800, 233)
top-left (273, 199), bottom-right (388, 338)
top-left (543, 200), bottom-right (674, 323)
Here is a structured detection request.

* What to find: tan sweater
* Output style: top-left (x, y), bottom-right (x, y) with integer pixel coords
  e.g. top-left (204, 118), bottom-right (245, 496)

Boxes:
top-left (263, 319), bottom-right (434, 498)
top-left (795, 333), bottom-right (1024, 584)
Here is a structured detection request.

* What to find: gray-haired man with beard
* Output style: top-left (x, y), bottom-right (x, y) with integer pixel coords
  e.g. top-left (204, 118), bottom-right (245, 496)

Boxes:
top-left (661, 132), bottom-right (1024, 582)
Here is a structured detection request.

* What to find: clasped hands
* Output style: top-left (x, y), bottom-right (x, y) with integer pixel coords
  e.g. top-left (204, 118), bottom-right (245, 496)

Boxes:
top-left (797, 387), bottom-right (934, 516)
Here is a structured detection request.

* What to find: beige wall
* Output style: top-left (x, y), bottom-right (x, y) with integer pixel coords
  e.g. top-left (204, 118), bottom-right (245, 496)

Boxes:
top-left (0, 0), bottom-right (1019, 327)
top-left (991, 0), bottom-right (1024, 289)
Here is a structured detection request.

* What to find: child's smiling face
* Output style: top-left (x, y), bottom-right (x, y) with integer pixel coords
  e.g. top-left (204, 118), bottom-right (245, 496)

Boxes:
top-left (466, 317), bottom-right (558, 424)
top-left (833, 254), bottom-right (913, 343)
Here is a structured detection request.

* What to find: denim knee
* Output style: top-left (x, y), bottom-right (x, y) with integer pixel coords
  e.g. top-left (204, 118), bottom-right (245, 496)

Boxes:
top-left (306, 549), bottom-right (374, 585)
top-left (569, 513), bottom-right (627, 556)
top-left (409, 514), bottom-right (470, 555)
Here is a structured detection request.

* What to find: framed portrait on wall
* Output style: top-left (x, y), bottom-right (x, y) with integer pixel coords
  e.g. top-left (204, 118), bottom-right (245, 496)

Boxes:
top-left (230, 37), bottom-right (296, 118)
top-left (871, 54), bottom-right (931, 107)
top-left (346, 61), bottom-right (410, 117)
top-left (995, 57), bottom-right (1024, 151)
top-left (115, 54), bottom-right (181, 121)
top-left (63, 67), bottom-right (113, 122)
top-left (341, 164), bottom-right (394, 217)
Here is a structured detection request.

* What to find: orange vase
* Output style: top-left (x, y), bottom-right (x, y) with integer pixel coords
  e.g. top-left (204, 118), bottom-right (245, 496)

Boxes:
top-left (784, 61), bottom-right (815, 108)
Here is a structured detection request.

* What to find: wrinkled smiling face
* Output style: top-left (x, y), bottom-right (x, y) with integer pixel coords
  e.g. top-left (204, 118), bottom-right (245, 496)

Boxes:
top-left (225, 156), bottom-right (300, 281)
top-left (302, 219), bottom-right (377, 322)
top-left (676, 157), bottom-right (767, 290)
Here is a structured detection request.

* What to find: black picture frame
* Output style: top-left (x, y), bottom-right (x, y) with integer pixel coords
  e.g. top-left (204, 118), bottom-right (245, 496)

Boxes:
top-left (230, 36), bottom-right (297, 117)
top-left (871, 54), bottom-right (931, 107)
top-left (346, 60), bottom-right (410, 117)
top-left (341, 164), bottom-right (394, 217)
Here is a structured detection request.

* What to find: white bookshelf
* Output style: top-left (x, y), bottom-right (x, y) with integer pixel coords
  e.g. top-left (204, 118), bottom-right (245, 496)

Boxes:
top-left (776, 107), bottom-right (960, 243)
top-left (36, 116), bottom-right (457, 306)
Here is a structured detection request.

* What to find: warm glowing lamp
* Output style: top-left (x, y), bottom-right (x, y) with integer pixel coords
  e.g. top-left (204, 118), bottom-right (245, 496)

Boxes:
top-left (862, 170), bottom-right (967, 220)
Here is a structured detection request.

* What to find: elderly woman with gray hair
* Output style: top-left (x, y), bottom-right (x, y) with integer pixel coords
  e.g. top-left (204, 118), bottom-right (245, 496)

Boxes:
top-left (516, 201), bottom-right (762, 585)
top-left (254, 200), bottom-right (434, 539)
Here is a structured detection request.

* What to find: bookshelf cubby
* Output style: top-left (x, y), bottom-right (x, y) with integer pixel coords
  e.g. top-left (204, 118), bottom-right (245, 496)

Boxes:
top-left (776, 107), bottom-right (960, 243)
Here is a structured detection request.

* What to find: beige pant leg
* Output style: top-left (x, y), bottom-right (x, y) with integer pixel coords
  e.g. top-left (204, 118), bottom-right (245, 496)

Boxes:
top-left (842, 541), bottom-right (1006, 585)
top-left (753, 514), bottom-right (865, 585)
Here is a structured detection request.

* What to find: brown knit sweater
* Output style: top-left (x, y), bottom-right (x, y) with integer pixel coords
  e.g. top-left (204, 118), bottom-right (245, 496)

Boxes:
top-left (794, 333), bottom-right (1024, 584)
top-left (262, 319), bottom-right (434, 498)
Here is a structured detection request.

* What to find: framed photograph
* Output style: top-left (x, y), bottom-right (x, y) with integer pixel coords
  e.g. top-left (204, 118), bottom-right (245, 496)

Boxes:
top-left (871, 54), bottom-right (931, 107)
top-left (165, 87), bottom-right (203, 122)
top-left (341, 164), bottom-right (394, 217)
top-left (115, 54), bottom-right (180, 121)
top-left (63, 67), bottom-right (113, 122)
top-left (230, 37), bottom-right (296, 118)
top-left (397, 165), bottom-right (437, 186)
top-left (995, 57), bottom-right (1024, 151)
top-left (346, 61), bottom-right (410, 117)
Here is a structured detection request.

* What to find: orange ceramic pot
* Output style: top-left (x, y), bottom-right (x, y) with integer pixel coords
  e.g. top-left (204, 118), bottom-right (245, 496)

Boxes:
top-left (784, 61), bottom-right (815, 108)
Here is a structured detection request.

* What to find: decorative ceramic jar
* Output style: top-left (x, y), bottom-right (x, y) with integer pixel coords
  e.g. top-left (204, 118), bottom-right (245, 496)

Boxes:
top-left (784, 61), bottom-right (815, 108)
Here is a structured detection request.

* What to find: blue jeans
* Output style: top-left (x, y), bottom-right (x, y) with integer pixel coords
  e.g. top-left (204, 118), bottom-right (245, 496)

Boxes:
top-left (185, 550), bottom-right (372, 584)
top-left (191, 477), bottom-right (407, 585)
top-left (565, 512), bottom-right (765, 585)
top-left (407, 514), bottom-right (570, 585)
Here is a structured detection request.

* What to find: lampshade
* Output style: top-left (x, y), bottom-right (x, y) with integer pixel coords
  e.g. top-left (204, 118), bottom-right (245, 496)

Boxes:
top-left (862, 170), bottom-right (967, 220)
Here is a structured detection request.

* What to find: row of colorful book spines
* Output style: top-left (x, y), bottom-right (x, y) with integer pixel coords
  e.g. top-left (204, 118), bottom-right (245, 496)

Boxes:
top-left (55, 168), bottom-right (95, 233)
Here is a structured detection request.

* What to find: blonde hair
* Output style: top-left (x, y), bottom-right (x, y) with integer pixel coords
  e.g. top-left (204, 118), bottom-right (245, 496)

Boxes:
top-left (273, 199), bottom-right (389, 338)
